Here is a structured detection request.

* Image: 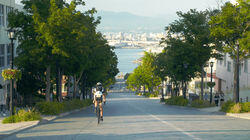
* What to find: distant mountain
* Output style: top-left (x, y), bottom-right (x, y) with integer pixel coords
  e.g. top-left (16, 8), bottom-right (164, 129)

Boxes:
top-left (96, 11), bottom-right (173, 33)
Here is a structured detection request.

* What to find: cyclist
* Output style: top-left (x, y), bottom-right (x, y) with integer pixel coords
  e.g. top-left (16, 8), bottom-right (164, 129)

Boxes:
top-left (93, 82), bottom-right (104, 121)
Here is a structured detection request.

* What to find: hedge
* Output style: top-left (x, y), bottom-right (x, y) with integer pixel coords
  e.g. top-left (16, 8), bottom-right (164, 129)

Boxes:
top-left (165, 96), bottom-right (188, 106)
top-left (190, 100), bottom-right (215, 108)
top-left (35, 99), bottom-right (92, 115)
top-left (221, 100), bottom-right (250, 113)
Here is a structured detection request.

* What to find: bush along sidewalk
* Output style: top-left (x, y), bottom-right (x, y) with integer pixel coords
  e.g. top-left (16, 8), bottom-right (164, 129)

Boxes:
top-left (35, 99), bottom-right (93, 115)
top-left (2, 99), bottom-right (92, 124)
top-left (2, 108), bottom-right (41, 124)
top-left (165, 96), bottom-right (188, 106)
top-left (221, 100), bottom-right (250, 113)
top-left (190, 100), bottom-right (216, 108)
top-left (135, 92), bottom-right (158, 98)
top-left (165, 96), bottom-right (215, 108)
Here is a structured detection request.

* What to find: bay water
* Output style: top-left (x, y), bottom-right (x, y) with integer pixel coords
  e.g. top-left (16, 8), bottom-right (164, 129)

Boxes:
top-left (114, 48), bottom-right (144, 75)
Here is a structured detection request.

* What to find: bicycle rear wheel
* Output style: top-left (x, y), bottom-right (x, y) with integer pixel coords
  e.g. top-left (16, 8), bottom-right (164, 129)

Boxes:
top-left (97, 107), bottom-right (100, 124)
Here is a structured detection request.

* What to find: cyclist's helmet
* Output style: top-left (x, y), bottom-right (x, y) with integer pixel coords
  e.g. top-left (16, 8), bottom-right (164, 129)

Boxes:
top-left (96, 82), bottom-right (102, 86)
top-left (96, 82), bottom-right (102, 91)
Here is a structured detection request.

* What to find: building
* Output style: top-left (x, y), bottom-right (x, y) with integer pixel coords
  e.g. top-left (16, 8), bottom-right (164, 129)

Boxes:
top-left (189, 55), bottom-right (250, 100)
top-left (215, 54), bottom-right (250, 94)
top-left (0, 0), bottom-right (21, 109)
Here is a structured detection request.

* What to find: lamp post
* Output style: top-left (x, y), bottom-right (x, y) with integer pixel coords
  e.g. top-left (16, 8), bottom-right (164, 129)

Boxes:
top-left (183, 64), bottom-right (188, 99)
top-left (210, 61), bottom-right (214, 104)
top-left (7, 29), bottom-right (15, 116)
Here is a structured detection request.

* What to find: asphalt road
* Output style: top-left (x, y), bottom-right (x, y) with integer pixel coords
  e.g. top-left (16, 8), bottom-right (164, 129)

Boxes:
top-left (3, 92), bottom-right (250, 140)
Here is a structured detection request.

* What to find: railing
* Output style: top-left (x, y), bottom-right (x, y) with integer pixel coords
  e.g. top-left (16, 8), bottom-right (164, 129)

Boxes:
top-left (240, 97), bottom-right (249, 103)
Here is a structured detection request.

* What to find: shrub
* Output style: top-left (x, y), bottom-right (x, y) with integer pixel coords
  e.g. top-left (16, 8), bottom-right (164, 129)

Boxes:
top-left (241, 102), bottom-right (250, 113)
top-left (149, 94), bottom-right (158, 98)
top-left (190, 100), bottom-right (215, 108)
top-left (35, 99), bottom-right (92, 115)
top-left (229, 103), bottom-right (242, 113)
top-left (2, 109), bottom-right (41, 124)
top-left (165, 96), bottom-right (188, 106)
top-left (221, 101), bottom-right (250, 113)
top-left (221, 100), bottom-right (235, 112)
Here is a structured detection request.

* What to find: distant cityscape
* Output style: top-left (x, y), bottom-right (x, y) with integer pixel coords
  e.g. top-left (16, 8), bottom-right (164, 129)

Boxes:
top-left (104, 32), bottom-right (165, 52)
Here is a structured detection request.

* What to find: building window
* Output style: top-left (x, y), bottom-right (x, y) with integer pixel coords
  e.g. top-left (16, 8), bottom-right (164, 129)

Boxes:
top-left (239, 64), bottom-right (241, 75)
top-left (6, 6), bottom-right (13, 26)
top-left (227, 61), bottom-right (231, 72)
top-left (0, 44), bottom-right (5, 67)
top-left (224, 54), bottom-right (227, 67)
top-left (244, 59), bottom-right (248, 73)
top-left (7, 44), bottom-right (11, 65)
top-left (0, 4), bottom-right (4, 26)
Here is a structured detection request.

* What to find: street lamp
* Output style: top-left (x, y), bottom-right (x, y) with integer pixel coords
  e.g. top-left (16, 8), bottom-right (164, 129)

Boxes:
top-left (183, 63), bottom-right (188, 99)
top-left (7, 28), bottom-right (15, 116)
top-left (210, 61), bottom-right (214, 104)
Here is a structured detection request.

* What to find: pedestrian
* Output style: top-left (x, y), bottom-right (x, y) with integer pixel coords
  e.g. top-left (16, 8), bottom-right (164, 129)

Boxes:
top-left (214, 92), bottom-right (219, 106)
top-left (220, 92), bottom-right (224, 106)
top-left (204, 93), bottom-right (208, 101)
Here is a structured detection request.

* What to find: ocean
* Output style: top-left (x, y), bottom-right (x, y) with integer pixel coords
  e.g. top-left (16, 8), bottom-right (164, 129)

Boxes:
top-left (114, 48), bottom-right (144, 75)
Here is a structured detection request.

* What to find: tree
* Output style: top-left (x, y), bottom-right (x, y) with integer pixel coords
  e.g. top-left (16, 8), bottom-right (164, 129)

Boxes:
top-left (127, 52), bottom-right (161, 94)
top-left (9, 0), bottom-right (118, 104)
top-left (8, 0), bottom-right (56, 102)
top-left (209, 0), bottom-right (250, 103)
top-left (160, 9), bottom-right (222, 99)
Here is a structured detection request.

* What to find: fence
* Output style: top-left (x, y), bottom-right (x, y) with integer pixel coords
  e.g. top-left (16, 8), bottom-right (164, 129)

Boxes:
top-left (240, 97), bottom-right (249, 103)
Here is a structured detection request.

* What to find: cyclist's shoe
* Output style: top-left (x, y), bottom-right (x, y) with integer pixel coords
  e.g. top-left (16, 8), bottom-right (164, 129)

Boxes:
top-left (101, 116), bottom-right (103, 121)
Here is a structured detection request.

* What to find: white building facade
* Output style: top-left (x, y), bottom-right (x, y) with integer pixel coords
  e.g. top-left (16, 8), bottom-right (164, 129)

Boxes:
top-left (0, 0), bottom-right (20, 107)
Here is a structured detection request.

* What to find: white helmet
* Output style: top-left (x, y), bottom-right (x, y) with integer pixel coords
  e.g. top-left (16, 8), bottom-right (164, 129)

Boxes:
top-left (97, 82), bottom-right (102, 86)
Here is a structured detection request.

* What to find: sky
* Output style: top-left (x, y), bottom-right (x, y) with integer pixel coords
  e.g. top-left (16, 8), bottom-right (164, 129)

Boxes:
top-left (15, 0), bottom-right (235, 17)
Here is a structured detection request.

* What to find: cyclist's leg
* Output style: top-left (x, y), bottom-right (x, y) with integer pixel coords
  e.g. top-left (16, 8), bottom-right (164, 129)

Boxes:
top-left (99, 102), bottom-right (103, 120)
top-left (103, 94), bottom-right (106, 104)
top-left (94, 100), bottom-right (98, 112)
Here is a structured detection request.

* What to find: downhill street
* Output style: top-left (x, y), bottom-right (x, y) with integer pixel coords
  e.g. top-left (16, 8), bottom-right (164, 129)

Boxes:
top-left (3, 92), bottom-right (250, 140)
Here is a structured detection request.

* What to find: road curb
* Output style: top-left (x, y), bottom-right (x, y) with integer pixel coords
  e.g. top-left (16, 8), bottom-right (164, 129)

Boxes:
top-left (0, 105), bottom-right (92, 139)
top-left (226, 113), bottom-right (250, 120)
top-left (164, 104), bottom-right (250, 120)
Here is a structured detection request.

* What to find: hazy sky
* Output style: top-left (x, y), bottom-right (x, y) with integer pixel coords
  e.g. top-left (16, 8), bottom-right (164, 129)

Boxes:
top-left (16, 0), bottom-right (234, 17)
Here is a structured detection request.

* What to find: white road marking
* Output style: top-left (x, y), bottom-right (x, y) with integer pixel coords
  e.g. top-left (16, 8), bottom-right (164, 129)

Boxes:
top-left (130, 102), bottom-right (201, 140)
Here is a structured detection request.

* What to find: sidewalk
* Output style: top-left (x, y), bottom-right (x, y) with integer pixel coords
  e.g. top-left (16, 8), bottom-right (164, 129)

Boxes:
top-left (198, 106), bottom-right (250, 120)
top-left (0, 106), bottom-right (91, 139)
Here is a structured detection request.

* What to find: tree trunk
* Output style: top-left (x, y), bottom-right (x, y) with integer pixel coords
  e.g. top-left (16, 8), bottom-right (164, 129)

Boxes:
top-left (58, 69), bottom-right (62, 102)
top-left (45, 65), bottom-right (51, 102)
top-left (183, 82), bottom-right (187, 99)
top-left (201, 65), bottom-right (204, 100)
top-left (73, 75), bottom-right (77, 98)
top-left (67, 76), bottom-right (71, 98)
top-left (234, 46), bottom-right (240, 103)
top-left (81, 76), bottom-right (85, 100)
top-left (56, 67), bottom-right (62, 102)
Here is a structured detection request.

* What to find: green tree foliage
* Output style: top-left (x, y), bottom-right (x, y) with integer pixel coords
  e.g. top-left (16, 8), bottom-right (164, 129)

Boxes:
top-left (209, 0), bottom-right (250, 102)
top-left (8, 0), bottom-right (118, 104)
top-left (126, 52), bottom-right (161, 94)
top-left (158, 9), bottom-right (221, 98)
